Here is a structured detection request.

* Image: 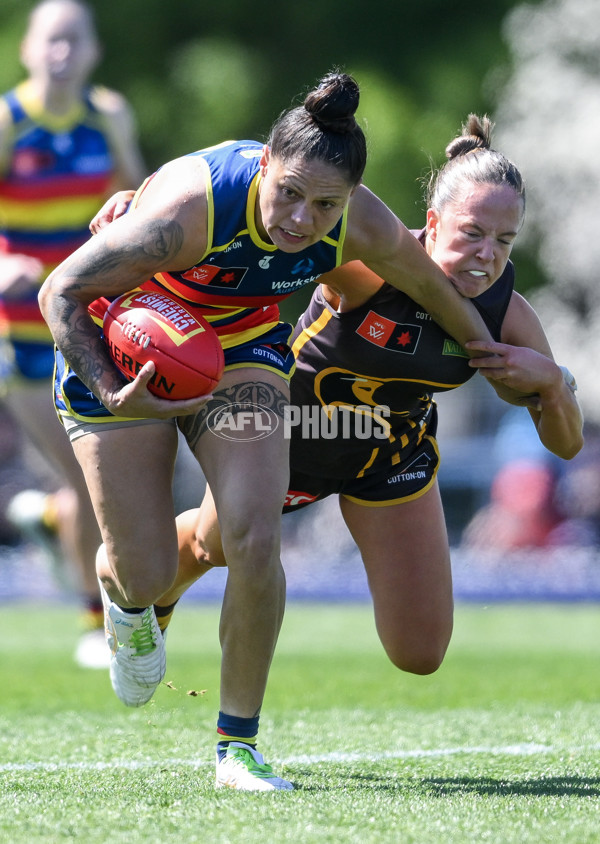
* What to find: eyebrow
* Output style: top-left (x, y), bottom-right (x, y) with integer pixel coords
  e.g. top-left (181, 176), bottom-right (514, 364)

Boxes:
top-left (280, 175), bottom-right (348, 203)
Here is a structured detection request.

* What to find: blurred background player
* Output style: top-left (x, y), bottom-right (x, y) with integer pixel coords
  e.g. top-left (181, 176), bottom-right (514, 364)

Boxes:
top-left (0, 0), bottom-right (146, 667)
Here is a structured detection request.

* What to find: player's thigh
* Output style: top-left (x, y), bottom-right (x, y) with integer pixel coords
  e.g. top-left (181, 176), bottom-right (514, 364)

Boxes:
top-left (339, 483), bottom-right (453, 654)
top-left (184, 367), bottom-right (290, 564)
top-left (72, 420), bottom-right (179, 562)
top-left (187, 368), bottom-right (290, 518)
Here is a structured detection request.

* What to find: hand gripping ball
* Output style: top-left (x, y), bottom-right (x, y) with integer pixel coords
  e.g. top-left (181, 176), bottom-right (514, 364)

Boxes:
top-left (103, 290), bottom-right (224, 399)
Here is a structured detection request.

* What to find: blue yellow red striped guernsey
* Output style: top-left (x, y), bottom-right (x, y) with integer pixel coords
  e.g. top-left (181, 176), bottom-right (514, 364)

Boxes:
top-left (0, 80), bottom-right (116, 343)
top-left (131, 140), bottom-right (348, 350)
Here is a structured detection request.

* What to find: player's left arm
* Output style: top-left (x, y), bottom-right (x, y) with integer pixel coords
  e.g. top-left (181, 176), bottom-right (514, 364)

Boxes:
top-left (91, 86), bottom-right (146, 191)
top-left (466, 291), bottom-right (583, 459)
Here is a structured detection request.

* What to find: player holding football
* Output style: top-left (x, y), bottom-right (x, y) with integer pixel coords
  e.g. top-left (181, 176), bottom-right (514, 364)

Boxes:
top-left (41, 73), bottom-right (505, 791)
top-left (154, 116), bottom-right (582, 702)
top-left (0, 0), bottom-right (146, 668)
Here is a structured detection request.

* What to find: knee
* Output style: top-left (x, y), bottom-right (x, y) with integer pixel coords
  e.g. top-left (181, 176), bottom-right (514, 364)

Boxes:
top-left (105, 571), bottom-right (173, 608)
top-left (387, 647), bottom-right (446, 676)
top-left (99, 547), bottom-right (175, 608)
top-left (192, 531), bottom-right (226, 568)
top-left (222, 519), bottom-right (281, 573)
top-left (381, 631), bottom-right (451, 675)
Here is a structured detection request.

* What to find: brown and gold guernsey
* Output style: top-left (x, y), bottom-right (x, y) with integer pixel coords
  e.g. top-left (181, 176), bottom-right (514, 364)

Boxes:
top-left (288, 249), bottom-right (514, 482)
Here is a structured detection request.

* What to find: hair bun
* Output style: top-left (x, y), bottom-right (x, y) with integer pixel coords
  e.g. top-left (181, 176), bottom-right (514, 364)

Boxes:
top-left (304, 72), bottom-right (359, 134)
top-left (445, 114), bottom-right (494, 160)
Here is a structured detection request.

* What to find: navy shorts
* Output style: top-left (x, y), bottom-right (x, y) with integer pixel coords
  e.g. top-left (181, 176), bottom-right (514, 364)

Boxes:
top-left (283, 434), bottom-right (440, 511)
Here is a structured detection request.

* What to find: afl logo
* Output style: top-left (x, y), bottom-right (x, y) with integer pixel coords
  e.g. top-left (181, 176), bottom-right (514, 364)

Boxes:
top-left (259, 255), bottom-right (274, 270)
top-left (206, 402), bottom-right (280, 441)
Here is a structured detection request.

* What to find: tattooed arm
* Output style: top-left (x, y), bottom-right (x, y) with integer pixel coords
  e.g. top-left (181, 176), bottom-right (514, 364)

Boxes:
top-left (39, 156), bottom-right (212, 419)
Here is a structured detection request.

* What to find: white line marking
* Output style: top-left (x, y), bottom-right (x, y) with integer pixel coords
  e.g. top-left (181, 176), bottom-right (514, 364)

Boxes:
top-left (3, 743), bottom-right (600, 772)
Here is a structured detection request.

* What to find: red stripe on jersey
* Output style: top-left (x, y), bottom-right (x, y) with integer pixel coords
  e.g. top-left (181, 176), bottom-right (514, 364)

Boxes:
top-left (0, 174), bottom-right (111, 201)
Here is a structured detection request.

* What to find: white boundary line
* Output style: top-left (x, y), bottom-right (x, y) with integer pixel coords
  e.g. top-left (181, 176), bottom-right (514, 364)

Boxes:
top-left (3, 743), bottom-right (600, 772)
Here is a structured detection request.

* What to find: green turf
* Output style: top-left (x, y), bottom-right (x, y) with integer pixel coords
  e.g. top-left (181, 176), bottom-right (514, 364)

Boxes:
top-left (0, 601), bottom-right (599, 843)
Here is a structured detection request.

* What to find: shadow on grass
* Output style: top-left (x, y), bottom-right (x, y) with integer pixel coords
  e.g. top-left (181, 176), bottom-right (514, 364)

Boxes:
top-left (423, 777), bottom-right (600, 797)
top-left (291, 770), bottom-right (600, 797)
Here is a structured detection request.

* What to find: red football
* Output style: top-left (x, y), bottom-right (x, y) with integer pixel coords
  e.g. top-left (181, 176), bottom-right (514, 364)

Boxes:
top-left (103, 290), bottom-right (224, 400)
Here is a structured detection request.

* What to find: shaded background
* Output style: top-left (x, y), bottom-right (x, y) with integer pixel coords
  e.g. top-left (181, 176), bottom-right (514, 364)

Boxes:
top-left (2, 0), bottom-right (599, 600)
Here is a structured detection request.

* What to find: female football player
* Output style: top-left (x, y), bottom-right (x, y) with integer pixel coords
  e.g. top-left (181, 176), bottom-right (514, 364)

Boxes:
top-left (152, 114), bottom-right (583, 762)
top-left (0, 0), bottom-right (145, 668)
top-left (39, 76), bottom-right (501, 790)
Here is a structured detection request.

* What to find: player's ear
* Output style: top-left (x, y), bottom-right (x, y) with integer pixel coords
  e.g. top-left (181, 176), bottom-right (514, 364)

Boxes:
top-left (259, 146), bottom-right (271, 177)
top-left (426, 208), bottom-right (440, 241)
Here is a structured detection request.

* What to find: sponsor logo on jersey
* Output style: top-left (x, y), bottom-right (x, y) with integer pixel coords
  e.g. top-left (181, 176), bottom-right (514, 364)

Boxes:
top-left (284, 490), bottom-right (319, 508)
top-left (181, 265), bottom-right (247, 289)
top-left (387, 450), bottom-right (434, 485)
top-left (271, 274), bottom-right (321, 292)
top-left (356, 311), bottom-right (421, 354)
top-left (12, 148), bottom-right (54, 176)
top-left (291, 257), bottom-right (315, 276)
top-left (442, 338), bottom-right (468, 358)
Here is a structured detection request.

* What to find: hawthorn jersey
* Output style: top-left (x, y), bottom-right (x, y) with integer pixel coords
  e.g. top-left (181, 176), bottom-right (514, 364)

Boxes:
top-left (130, 140), bottom-right (347, 351)
top-left (0, 81), bottom-right (116, 357)
top-left (288, 242), bottom-right (514, 486)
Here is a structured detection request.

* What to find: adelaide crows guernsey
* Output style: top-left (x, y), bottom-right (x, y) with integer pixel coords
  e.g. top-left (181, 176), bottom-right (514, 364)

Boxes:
top-left (289, 240), bottom-right (514, 480)
top-left (133, 140), bottom-right (347, 350)
top-left (0, 81), bottom-right (116, 344)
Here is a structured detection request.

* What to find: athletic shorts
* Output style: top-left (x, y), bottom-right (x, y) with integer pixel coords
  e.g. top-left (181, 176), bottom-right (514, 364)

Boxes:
top-left (55, 321), bottom-right (295, 434)
top-left (0, 338), bottom-right (56, 381)
top-left (283, 434), bottom-right (440, 511)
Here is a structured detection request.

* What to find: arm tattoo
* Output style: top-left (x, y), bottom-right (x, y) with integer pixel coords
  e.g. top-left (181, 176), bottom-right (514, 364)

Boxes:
top-left (72, 218), bottom-right (185, 286)
top-left (47, 218), bottom-right (186, 397)
top-left (178, 380), bottom-right (289, 451)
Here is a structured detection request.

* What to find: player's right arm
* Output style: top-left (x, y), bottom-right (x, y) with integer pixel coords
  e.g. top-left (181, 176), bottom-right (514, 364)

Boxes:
top-left (343, 185), bottom-right (494, 351)
top-left (39, 155), bottom-right (211, 419)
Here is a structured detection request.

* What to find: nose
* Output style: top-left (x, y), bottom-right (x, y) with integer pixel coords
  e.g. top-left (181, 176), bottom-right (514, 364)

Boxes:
top-left (290, 202), bottom-right (312, 231)
top-left (476, 237), bottom-right (495, 262)
top-left (51, 38), bottom-right (72, 61)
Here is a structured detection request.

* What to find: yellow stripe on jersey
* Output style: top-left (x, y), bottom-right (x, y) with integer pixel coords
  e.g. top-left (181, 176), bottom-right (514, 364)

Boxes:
top-left (247, 173), bottom-right (278, 251)
top-left (218, 320), bottom-right (280, 349)
top-left (291, 307), bottom-right (333, 357)
top-left (356, 448), bottom-right (379, 478)
top-left (2, 322), bottom-right (53, 342)
top-left (199, 155), bottom-right (214, 255)
top-left (323, 210), bottom-right (348, 265)
top-left (0, 195), bottom-right (104, 229)
top-left (16, 81), bottom-right (86, 132)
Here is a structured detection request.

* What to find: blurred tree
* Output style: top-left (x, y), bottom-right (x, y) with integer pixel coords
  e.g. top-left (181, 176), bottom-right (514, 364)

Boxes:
top-left (495, 0), bottom-right (600, 421)
top-left (2, 0), bottom-right (545, 326)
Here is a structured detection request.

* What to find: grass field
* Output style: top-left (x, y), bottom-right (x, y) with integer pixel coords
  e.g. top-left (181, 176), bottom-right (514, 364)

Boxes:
top-left (1, 601), bottom-right (599, 843)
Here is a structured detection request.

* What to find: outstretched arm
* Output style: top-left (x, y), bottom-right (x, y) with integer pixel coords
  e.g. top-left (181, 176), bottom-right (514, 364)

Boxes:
top-left (466, 293), bottom-right (583, 460)
top-left (343, 186), bottom-right (494, 351)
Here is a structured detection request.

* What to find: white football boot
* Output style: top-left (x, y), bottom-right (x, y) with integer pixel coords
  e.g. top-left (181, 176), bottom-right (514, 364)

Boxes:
top-left (99, 579), bottom-right (166, 707)
top-left (215, 743), bottom-right (294, 791)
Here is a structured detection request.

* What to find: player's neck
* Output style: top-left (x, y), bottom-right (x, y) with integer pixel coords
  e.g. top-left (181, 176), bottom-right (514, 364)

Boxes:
top-left (26, 77), bottom-right (85, 117)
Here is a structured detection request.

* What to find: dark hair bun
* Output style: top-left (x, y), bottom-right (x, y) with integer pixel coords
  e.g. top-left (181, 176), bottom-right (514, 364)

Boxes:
top-left (303, 72), bottom-right (360, 134)
top-left (445, 113), bottom-right (494, 160)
